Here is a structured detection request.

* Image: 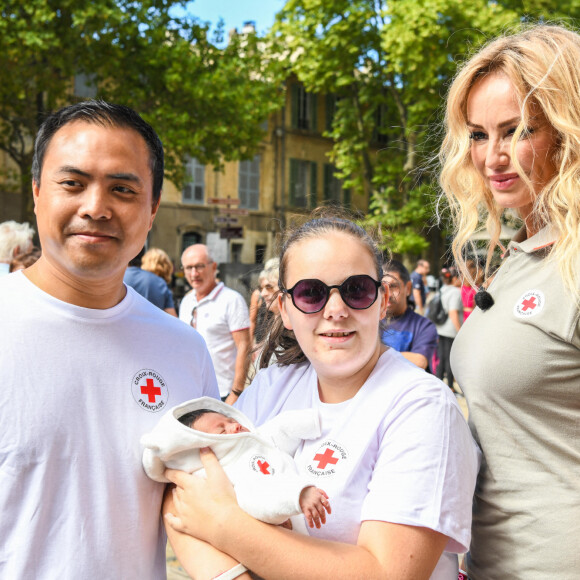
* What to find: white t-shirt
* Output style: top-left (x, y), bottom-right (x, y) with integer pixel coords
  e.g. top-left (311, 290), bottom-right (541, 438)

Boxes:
top-left (179, 282), bottom-right (250, 397)
top-left (236, 350), bottom-right (480, 579)
top-left (0, 272), bottom-right (219, 580)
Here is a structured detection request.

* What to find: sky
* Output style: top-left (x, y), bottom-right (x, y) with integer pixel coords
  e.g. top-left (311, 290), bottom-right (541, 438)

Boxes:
top-left (184, 0), bottom-right (286, 38)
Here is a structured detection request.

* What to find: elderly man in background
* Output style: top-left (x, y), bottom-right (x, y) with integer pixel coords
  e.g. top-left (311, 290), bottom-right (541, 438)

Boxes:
top-left (0, 220), bottom-right (35, 276)
top-left (179, 244), bottom-right (251, 404)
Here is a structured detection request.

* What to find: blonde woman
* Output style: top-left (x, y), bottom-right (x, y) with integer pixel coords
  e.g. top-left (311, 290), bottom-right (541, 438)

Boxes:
top-left (440, 24), bottom-right (580, 579)
top-left (125, 248), bottom-right (177, 317)
top-left (141, 247), bottom-right (174, 286)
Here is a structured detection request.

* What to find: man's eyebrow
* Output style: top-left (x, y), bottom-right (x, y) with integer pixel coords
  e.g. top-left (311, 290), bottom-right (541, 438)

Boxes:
top-left (107, 172), bottom-right (143, 184)
top-left (467, 116), bottom-right (521, 129)
top-left (57, 166), bottom-right (143, 184)
top-left (57, 166), bottom-right (91, 178)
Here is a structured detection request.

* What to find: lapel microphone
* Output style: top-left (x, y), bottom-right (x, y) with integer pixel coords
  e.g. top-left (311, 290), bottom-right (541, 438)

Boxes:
top-left (474, 287), bottom-right (494, 311)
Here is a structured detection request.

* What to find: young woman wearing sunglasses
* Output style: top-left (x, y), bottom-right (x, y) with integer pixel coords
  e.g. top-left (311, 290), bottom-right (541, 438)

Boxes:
top-left (164, 216), bottom-right (479, 580)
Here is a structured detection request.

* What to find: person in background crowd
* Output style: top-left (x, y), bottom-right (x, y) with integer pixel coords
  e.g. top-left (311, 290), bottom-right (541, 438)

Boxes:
top-left (381, 259), bottom-right (438, 370)
top-left (411, 259), bottom-right (430, 314)
top-left (0, 100), bottom-right (218, 579)
top-left (249, 257), bottom-right (279, 347)
top-left (0, 220), bottom-right (35, 276)
top-left (9, 246), bottom-right (41, 272)
top-left (142, 247), bottom-right (174, 286)
top-left (179, 244), bottom-right (251, 404)
top-left (460, 259), bottom-right (484, 321)
top-left (434, 267), bottom-right (462, 390)
top-left (439, 24), bottom-right (580, 579)
top-left (249, 260), bottom-right (282, 369)
top-left (124, 247), bottom-right (177, 316)
top-left (258, 259), bottom-right (280, 317)
top-left (164, 214), bottom-right (479, 580)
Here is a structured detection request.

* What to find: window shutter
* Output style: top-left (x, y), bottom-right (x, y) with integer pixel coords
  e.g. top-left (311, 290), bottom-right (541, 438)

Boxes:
top-left (309, 93), bottom-right (318, 132)
top-left (309, 162), bottom-right (318, 208)
top-left (290, 84), bottom-right (300, 129)
top-left (323, 164), bottom-right (333, 201)
top-left (289, 159), bottom-right (299, 206)
top-left (183, 184), bottom-right (193, 202)
top-left (325, 94), bottom-right (335, 132)
top-left (343, 188), bottom-right (351, 207)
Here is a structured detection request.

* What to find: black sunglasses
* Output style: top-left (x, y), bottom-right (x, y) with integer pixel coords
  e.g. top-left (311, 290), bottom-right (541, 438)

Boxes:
top-left (281, 275), bottom-right (382, 314)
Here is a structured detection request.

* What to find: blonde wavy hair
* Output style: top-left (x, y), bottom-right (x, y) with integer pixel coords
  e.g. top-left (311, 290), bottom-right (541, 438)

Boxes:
top-left (141, 248), bottom-right (174, 285)
top-left (439, 24), bottom-right (580, 301)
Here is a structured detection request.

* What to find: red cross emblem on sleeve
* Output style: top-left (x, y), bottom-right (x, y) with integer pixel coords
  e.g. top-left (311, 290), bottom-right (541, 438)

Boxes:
top-left (514, 290), bottom-right (544, 318)
top-left (250, 455), bottom-right (275, 475)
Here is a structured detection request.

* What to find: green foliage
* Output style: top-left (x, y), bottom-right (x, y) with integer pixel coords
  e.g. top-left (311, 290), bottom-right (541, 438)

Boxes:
top-left (0, 0), bottom-right (282, 219)
top-left (365, 182), bottom-right (433, 254)
top-left (273, 0), bottom-right (580, 257)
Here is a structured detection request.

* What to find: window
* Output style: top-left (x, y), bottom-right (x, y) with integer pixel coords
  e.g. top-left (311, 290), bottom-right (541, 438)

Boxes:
top-left (291, 84), bottom-right (318, 131)
top-left (182, 232), bottom-right (202, 253)
top-left (74, 73), bottom-right (97, 98)
top-left (239, 155), bottom-right (260, 210)
top-left (325, 94), bottom-right (337, 132)
top-left (372, 104), bottom-right (389, 145)
top-left (255, 245), bottom-right (266, 264)
top-left (231, 243), bottom-right (243, 263)
top-left (289, 159), bottom-right (317, 209)
top-left (182, 157), bottom-right (205, 204)
top-left (323, 164), bottom-right (351, 207)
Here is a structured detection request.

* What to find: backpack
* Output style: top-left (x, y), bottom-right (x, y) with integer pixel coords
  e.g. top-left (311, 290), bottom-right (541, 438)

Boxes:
top-left (426, 292), bottom-right (448, 325)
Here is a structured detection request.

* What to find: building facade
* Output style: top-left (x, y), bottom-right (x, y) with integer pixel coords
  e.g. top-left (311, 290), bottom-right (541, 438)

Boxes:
top-left (152, 78), bottom-right (367, 270)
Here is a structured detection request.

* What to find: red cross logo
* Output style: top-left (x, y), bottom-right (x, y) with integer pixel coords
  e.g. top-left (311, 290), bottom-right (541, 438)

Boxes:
top-left (140, 378), bottom-right (161, 403)
top-left (257, 460), bottom-right (270, 474)
top-left (521, 296), bottom-right (537, 311)
top-left (313, 448), bottom-right (339, 469)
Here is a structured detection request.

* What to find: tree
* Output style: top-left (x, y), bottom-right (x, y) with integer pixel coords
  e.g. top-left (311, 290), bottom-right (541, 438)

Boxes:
top-left (272, 0), bottom-right (580, 255)
top-left (0, 0), bottom-right (282, 221)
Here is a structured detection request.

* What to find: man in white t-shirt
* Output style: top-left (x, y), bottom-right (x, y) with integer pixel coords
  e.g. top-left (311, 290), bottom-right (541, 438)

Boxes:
top-left (179, 244), bottom-right (251, 404)
top-left (0, 101), bottom-right (219, 580)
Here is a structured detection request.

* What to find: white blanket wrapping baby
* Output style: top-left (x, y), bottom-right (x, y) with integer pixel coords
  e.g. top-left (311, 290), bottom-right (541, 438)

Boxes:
top-left (141, 397), bottom-right (321, 532)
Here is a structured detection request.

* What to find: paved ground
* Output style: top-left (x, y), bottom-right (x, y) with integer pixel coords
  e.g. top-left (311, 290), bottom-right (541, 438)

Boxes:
top-left (165, 388), bottom-right (470, 579)
top-left (166, 542), bottom-right (189, 579)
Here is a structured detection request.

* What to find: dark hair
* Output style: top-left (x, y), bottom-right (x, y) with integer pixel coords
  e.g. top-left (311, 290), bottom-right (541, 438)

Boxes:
top-left (383, 259), bottom-right (410, 285)
top-left (32, 100), bottom-right (164, 204)
top-left (178, 408), bottom-right (217, 428)
top-left (259, 212), bottom-right (384, 369)
top-left (128, 247), bottom-right (146, 268)
top-left (440, 266), bottom-right (459, 285)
